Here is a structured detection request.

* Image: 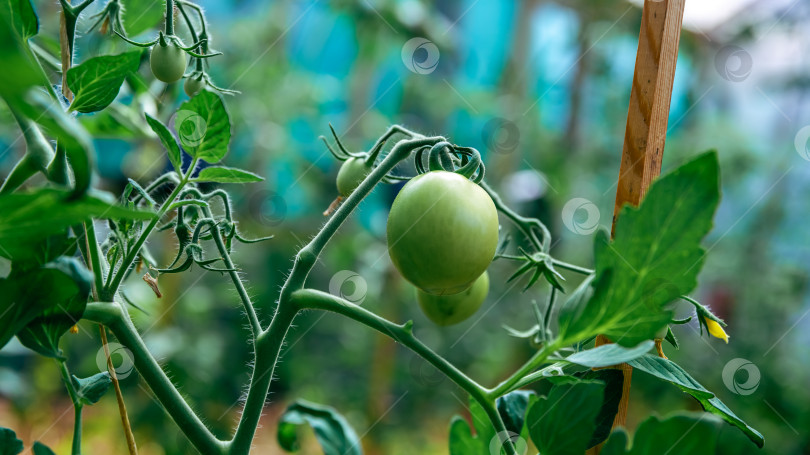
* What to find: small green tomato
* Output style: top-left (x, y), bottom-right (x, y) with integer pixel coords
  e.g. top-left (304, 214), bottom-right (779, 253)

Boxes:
top-left (417, 272), bottom-right (489, 326)
top-left (336, 157), bottom-right (372, 197)
top-left (387, 171), bottom-right (499, 295)
top-left (150, 42), bottom-right (187, 83)
top-left (184, 76), bottom-right (205, 97)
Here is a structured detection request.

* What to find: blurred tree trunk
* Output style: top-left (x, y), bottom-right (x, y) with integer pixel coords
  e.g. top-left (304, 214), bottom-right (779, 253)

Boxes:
top-left (564, 19), bottom-right (590, 152)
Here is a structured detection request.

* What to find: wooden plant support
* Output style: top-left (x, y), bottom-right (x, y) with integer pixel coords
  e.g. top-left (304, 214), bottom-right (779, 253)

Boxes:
top-left (589, 0), bottom-right (686, 450)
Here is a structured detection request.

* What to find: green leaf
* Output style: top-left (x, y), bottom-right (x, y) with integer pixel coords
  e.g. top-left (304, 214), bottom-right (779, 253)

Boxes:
top-left (564, 340), bottom-right (654, 368)
top-left (0, 188), bottom-right (154, 260)
top-left (277, 399), bottom-right (361, 455)
top-left (145, 113), bottom-right (183, 173)
top-left (67, 51), bottom-right (141, 113)
top-left (16, 257), bottom-right (92, 358)
top-left (628, 354), bottom-right (764, 448)
top-left (527, 380), bottom-right (605, 455)
top-left (193, 166), bottom-right (264, 183)
top-left (31, 442), bottom-right (56, 455)
top-left (0, 426), bottom-right (23, 455)
top-left (176, 91), bottom-right (231, 163)
top-left (578, 370), bottom-right (624, 448)
top-left (1, 0), bottom-right (38, 41)
top-left (449, 397), bottom-right (520, 455)
top-left (496, 390), bottom-right (535, 436)
top-left (600, 413), bottom-right (722, 455)
top-left (72, 372), bottom-right (112, 405)
top-left (558, 152), bottom-right (721, 346)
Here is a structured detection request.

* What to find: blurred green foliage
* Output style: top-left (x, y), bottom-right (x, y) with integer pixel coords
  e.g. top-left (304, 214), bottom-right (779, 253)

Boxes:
top-left (1, 0), bottom-right (808, 454)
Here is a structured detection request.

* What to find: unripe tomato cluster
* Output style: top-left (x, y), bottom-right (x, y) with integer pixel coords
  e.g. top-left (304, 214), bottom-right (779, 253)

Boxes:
top-left (387, 171), bottom-right (498, 326)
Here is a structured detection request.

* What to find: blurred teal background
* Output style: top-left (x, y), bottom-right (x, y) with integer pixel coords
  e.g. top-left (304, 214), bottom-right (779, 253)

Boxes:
top-left (1, 0), bottom-right (809, 454)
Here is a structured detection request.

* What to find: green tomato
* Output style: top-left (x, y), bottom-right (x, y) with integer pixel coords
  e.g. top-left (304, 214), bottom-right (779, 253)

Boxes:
top-left (336, 157), bottom-right (372, 197)
top-left (387, 170), bottom-right (499, 295)
top-left (150, 43), bottom-right (187, 83)
top-left (184, 76), bottom-right (205, 97)
top-left (418, 272), bottom-right (489, 326)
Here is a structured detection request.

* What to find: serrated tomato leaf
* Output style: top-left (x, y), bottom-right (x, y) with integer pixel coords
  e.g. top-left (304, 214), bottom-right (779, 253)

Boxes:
top-left (176, 91), bottom-right (231, 163)
top-left (193, 166), bottom-right (263, 183)
top-left (628, 354), bottom-right (764, 447)
top-left (558, 151), bottom-right (720, 347)
top-left (600, 413), bottom-right (722, 455)
top-left (0, 426), bottom-right (24, 455)
top-left (145, 113), bottom-right (183, 173)
top-left (67, 51), bottom-right (141, 113)
top-left (277, 400), bottom-right (361, 455)
top-left (527, 379), bottom-right (605, 455)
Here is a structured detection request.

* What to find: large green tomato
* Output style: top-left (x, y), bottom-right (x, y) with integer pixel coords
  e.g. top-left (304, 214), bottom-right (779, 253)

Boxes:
top-left (387, 171), bottom-right (499, 295)
top-left (417, 272), bottom-right (489, 326)
top-left (336, 157), bottom-right (372, 197)
top-left (150, 43), bottom-right (187, 83)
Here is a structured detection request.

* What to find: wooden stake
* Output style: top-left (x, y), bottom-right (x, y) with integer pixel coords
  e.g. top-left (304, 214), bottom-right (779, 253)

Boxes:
top-left (590, 0), bottom-right (686, 450)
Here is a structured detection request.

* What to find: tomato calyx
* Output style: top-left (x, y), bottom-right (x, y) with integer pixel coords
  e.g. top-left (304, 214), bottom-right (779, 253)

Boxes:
top-left (414, 141), bottom-right (485, 184)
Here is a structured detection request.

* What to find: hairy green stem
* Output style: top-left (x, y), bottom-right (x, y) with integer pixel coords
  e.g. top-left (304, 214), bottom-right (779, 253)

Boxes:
top-left (58, 360), bottom-right (83, 455)
top-left (103, 159), bottom-right (197, 300)
top-left (481, 181), bottom-right (550, 253)
top-left (291, 289), bottom-right (519, 455)
top-left (210, 224), bottom-right (261, 337)
top-left (228, 303), bottom-right (298, 453)
top-left (487, 341), bottom-right (559, 399)
top-left (83, 302), bottom-right (226, 454)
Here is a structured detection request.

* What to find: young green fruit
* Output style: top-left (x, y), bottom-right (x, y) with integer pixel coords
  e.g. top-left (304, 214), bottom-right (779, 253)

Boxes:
top-left (387, 171), bottom-right (499, 295)
top-left (417, 271), bottom-right (489, 326)
top-left (184, 76), bottom-right (205, 97)
top-left (336, 157), bottom-right (372, 197)
top-left (150, 42), bottom-right (187, 83)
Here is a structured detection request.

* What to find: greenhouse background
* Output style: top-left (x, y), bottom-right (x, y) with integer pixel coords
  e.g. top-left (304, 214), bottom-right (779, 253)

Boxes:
top-left (1, 0), bottom-right (808, 453)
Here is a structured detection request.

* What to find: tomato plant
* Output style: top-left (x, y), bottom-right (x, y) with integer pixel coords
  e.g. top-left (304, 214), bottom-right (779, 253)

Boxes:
top-left (0, 1), bottom-right (766, 455)
top-left (417, 271), bottom-right (490, 326)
